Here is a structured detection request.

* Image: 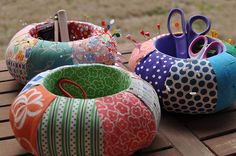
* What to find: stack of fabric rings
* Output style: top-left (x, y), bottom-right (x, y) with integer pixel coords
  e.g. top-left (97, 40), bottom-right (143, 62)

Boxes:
top-left (9, 64), bottom-right (161, 156)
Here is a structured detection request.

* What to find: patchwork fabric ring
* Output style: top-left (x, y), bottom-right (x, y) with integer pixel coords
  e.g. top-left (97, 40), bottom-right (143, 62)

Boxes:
top-left (9, 64), bottom-right (160, 156)
top-left (5, 21), bottom-right (117, 84)
top-left (128, 36), bottom-right (157, 72)
top-left (131, 33), bottom-right (236, 114)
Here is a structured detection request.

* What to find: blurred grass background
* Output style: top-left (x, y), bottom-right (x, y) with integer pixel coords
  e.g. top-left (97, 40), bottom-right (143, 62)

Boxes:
top-left (0, 0), bottom-right (236, 59)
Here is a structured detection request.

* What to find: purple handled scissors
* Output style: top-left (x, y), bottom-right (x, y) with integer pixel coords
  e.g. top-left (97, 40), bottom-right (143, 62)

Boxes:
top-left (167, 8), bottom-right (211, 58)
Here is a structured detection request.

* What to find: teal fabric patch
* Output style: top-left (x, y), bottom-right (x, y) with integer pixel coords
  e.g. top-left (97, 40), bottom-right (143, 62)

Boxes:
top-left (26, 40), bottom-right (73, 81)
top-left (224, 42), bottom-right (236, 58)
top-left (208, 52), bottom-right (236, 112)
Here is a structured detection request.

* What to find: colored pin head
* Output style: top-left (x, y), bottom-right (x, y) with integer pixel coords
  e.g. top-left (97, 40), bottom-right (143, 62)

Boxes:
top-left (156, 23), bottom-right (161, 35)
top-left (211, 29), bottom-right (218, 38)
top-left (101, 20), bottom-right (106, 27)
top-left (112, 28), bottom-right (121, 38)
top-left (112, 32), bottom-right (121, 37)
top-left (156, 23), bottom-right (161, 30)
top-left (140, 30), bottom-right (145, 36)
top-left (101, 19), bottom-right (117, 34)
top-left (227, 38), bottom-right (234, 45)
top-left (107, 24), bottom-right (111, 30)
top-left (104, 28), bottom-right (108, 33)
top-left (140, 29), bottom-right (151, 40)
top-left (110, 19), bottom-right (115, 25)
top-left (126, 34), bottom-right (138, 44)
top-left (144, 32), bottom-right (150, 37)
top-left (126, 34), bottom-right (132, 40)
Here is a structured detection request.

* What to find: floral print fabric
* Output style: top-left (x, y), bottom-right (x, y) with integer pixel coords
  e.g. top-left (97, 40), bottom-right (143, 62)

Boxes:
top-left (96, 92), bottom-right (157, 156)
top-left (6, 21), bottom-right (117, 84)
top-left (9, 85), bottom-right (56, 154)
top-left (9, 64), bottom-right (160, 156)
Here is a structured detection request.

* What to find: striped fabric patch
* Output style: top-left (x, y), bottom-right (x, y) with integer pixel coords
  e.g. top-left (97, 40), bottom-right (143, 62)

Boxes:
top-left (37, 96), bottom-right (103, 156)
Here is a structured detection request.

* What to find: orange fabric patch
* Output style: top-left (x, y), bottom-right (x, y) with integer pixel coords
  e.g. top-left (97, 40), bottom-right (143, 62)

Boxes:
top-left (9, 85), bottom-right (56, 155)
top-left (128, 38), bottom-right (156, 72)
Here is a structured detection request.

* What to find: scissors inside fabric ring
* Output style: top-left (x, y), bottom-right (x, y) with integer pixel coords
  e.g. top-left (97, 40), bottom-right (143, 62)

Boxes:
top-left (167, 8), bottom-right (211, 58)
top-left (188, 35), bottom-right (224, 59)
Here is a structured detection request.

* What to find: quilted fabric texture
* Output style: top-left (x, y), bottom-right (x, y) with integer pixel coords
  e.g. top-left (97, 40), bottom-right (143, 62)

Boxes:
top-left (5, 21), bottom-right (117, 84)
top-left (9, 64), bottom-right (161, 156)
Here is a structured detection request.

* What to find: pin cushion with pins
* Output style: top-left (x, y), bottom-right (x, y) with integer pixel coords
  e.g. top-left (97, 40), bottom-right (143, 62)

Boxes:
top-left (5, 10), bottom-right (118, 84)
top-left (9, 64), bottom-right (160, 156)
top-left (129, 8), bottom-right (236, 114)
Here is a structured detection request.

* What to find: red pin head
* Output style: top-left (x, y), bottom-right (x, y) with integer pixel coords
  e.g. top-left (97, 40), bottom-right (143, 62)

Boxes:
top-left (104, 27), bottom-right (108, 33)
top-left (101, 20), bottom-right (106, 27)
top-left (144, 32), bottom-right (150, 37)
top-left (140, 30), bottom-right (145, 36)
top-left (156, 23), bottom-right (161, 30)
top-left (126, 34), bottom-right (132, 40)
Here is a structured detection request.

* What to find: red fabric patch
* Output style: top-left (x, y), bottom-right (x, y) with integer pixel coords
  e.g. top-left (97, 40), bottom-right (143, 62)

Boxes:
top-left (96, 92), bottom-right (157, 156)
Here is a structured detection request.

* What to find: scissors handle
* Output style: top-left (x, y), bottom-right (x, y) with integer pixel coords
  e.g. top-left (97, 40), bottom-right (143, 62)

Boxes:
top-left (202, 41), bottom-right (223, 59)
top-left (167, 8), bottom-right (188, 58)
top-left (167, 8), bottom-right (186, 37)
top-left (186, 15), bottom-right (211, 46)
top-left (188, 35), bottom-right (208, 59)
top-left (189, 35), bottom-right (223, 59)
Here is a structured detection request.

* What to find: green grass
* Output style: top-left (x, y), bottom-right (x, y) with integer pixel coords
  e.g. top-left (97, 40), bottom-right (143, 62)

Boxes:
top-left (0, 0), bottom-right (236, 59)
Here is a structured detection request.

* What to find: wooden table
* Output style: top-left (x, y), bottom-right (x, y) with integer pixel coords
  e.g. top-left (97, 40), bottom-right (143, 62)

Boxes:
top-left (1, 47), bottom-right (236, 156)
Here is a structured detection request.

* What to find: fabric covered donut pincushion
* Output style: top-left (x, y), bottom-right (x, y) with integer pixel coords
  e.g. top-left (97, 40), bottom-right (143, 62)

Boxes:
top-left (132, 33), bottom-right (236, 114)
top-left (129, 8), bottom-right (236, 114)
top-left (5, 21), bottom-right (117, 84)
top-left (9, 64), bottom-right (160, 156)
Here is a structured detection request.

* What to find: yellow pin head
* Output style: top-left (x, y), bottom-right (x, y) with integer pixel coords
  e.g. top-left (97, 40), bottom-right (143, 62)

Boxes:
top-left (211, 29), bottom-right (218, 38)
top-left (227, 38), bottom-right (234, 45)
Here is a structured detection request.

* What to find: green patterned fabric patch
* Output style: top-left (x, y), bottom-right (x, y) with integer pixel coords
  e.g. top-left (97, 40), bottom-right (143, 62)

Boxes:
top-left (26, 40), bottom-right (73, 81)
top-left (37, 96), bottom-right (103, 156)
top-left (42, 65), bottom-right (131, 99)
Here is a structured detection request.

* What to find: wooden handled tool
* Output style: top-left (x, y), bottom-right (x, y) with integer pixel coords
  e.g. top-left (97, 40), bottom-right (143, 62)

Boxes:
top-left (57, 10), bottom-right (70, 42)
top-left (54, 15), bottom-right (59, 42)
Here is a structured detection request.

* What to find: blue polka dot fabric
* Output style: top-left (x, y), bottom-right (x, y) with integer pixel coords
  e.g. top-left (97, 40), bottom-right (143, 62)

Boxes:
top-left (135, 50), bottom-right (219, 114)
top-left (162, 59), bottom-right (217, 114)
top-left (135, 51), bottom-right (178, 99)
top-left (132, 35), bottom-right (236, 114)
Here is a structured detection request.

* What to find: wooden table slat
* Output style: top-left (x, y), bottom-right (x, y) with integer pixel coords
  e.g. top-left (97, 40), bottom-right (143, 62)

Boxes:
top-left (0, 60), bottom-right (7, 72)
top-left (143, 148), bottom-right (182, 156)
top-left (160, 113), bottom-right (214, 156)
top-left (0, 71), bottom-right (14, 82)
top-left (0, 122), bottom-right (13, 140)
top-left (186, 111), bottom-right (236, 140)
top-left (0, 106), bottom-right (10, 122)
top-left (0, 92), bottom-right (18, 107)
top-left (138, 133), bottom-right (172, 154)
top-left (204, 132), bottom-right (236, 156)
top-left (0, 80), bottom-right (23, 94)
top-left (0, 138), bottom-right (28, 156)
